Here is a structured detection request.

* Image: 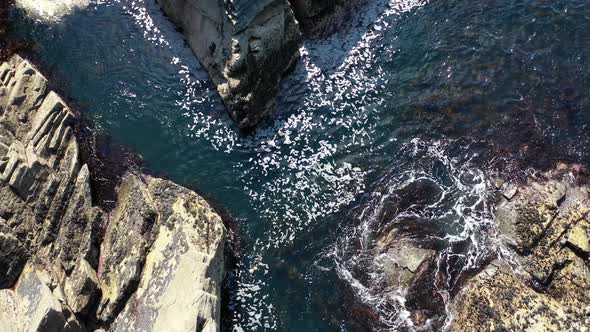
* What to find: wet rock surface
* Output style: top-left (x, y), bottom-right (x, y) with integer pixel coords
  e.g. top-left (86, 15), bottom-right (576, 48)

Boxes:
top-left (0, 54), bottom-right (226, 331)
top-left (157, 0), bottom-right (301, 129)
top-left (361, 164), bottom-right (590, 330)
top-left (450, 165), bottom-right (590, 330)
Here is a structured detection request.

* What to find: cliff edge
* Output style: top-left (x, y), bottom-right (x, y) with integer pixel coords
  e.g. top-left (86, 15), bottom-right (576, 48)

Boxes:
top-left (158, 0), bottom-right (301, 129)
top-left (0, 54), bottom-right (226, 331)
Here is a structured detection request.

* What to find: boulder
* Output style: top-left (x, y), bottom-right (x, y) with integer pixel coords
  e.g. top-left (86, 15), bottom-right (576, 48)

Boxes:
top-left (157, 0), bottom-right (301, 128)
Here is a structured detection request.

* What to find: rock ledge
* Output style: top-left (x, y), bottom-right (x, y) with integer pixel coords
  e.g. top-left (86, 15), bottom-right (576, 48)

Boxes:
top-left (0, 54), bottom-right (226, 332)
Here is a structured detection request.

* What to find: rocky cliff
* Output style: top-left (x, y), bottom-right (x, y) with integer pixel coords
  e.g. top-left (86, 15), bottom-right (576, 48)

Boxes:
top-left (156, 0), bottom-right (374, 128)
top-left (158, 0), bottom-right (301, 129)
top-left (0, 54), bottom-right (226, 331)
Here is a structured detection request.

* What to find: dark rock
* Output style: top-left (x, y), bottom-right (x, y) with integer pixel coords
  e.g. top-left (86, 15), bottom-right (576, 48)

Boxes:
top-left (0, 223), bottom-right (27, 289)
top-left (158, 0), bottom-right (302, 128)
top-left (289, 0), bottom-right (368, 37)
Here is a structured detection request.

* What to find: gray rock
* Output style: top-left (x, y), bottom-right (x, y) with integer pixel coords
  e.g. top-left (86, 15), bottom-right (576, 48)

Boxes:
top-left (158, 0), bottom-right (301, 128)
top-left (0, 226), bottom-right (27, 289)
top-left (0, 263), bottom-right (79, 332)
top-left (64, 258), bottom-right (100, 316)
top-left (0, 55), bottom-right (227, 331)
top-left (111, 177), bottom-right (226, 332)
top-left (97, 174), bottom-right (157, 322)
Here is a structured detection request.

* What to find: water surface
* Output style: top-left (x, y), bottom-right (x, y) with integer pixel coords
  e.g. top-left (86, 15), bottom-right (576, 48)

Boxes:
top-left (9, 0), bottom-right (590, 330)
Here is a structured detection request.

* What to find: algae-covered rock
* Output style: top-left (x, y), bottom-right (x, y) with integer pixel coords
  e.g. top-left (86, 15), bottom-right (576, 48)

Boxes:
top-left (450, 165), bottom-right (590, 330)
top-left (111, 178), bottom-right (226, 331)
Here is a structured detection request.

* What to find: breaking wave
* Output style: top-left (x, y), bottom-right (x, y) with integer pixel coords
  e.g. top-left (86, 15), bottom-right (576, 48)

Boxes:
top-left (333, 138), bottom-right (498, 330)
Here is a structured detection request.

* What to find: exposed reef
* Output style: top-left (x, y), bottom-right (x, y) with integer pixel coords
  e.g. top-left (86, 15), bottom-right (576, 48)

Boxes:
top-left (0, 54), bottom-right (226, 331)
top-left (373, 164), bottom-right (590, 329)
top-left (451, 164), bottom-right (590, 330)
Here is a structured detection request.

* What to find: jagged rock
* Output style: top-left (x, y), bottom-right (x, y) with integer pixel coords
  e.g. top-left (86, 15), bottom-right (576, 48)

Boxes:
top-left (0, 55), bottom-right (227, 331)
top-left (64, 258), bottom-right (100, 316)
top-left (158, 0), bottom-right (301, 128)
top-left (111, 177), bottom-right (226, 331)
top-left (289, 0), bottom-right (368, 36)
top-left (450, 166), bottom-right (590, 330)
top-left (97, 174), bottom-right (158, 322)
top-left (0, 263), bottom-right (82, 332)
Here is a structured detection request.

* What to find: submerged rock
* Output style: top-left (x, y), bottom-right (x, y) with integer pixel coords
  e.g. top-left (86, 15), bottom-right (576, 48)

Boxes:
top-left (376, 237), bottom-right (435, 290)
top-left (289, 0), bottom-right (368, 36)
top-left (0, 54), bottom-right (226, 331)
top-left (158, 0), bottom-right (301, 128)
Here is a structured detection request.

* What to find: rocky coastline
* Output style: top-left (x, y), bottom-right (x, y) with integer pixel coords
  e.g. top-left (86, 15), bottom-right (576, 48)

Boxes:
top-left (366, 164), bottom-right (590, 330)
top-left (157, 0), bottom-right (367, 129)
top-left (3, 1), bottom-right (590, 331)
top-left (0, 54), bottom-right (226, 331)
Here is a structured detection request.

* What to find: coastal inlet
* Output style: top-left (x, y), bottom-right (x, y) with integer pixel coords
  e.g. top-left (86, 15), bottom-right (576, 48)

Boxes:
top-left (5, 0), bottom-right (590, 330)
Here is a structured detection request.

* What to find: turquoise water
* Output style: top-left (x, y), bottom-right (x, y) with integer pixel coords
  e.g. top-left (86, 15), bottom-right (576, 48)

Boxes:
top-left (9, 0), bottom-right (590, 330)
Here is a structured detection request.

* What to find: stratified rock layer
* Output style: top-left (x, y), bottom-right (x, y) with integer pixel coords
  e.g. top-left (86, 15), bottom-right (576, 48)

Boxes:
top-left (158, 0), bottom-right (301, 128)
top-left (451, 165), bottom-right (590, 330)
top-left (0, 54), bottom-right (226, 331)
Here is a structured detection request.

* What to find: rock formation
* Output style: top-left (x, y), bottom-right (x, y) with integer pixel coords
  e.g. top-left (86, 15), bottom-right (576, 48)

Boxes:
top-left (0, 54), bottom-right (226, 331)
top-left (368, 164), bottom-right (590, 329)
top-left (158, 0), bottom-right (301, 129)
top-left (450, 165), bottom-right (590, 330)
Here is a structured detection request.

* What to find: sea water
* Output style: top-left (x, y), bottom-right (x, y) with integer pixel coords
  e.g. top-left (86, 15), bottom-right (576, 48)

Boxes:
top-left (9, 0), bottom-right (590, 330)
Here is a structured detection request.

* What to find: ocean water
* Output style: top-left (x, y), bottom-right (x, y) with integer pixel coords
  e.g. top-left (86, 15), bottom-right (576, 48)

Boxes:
top-left (8, 0), bottom-right (590, 330)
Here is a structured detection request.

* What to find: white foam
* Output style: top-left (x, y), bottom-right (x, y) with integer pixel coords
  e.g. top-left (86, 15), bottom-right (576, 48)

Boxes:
top-left (16, 0), bottom-right (90, 22)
